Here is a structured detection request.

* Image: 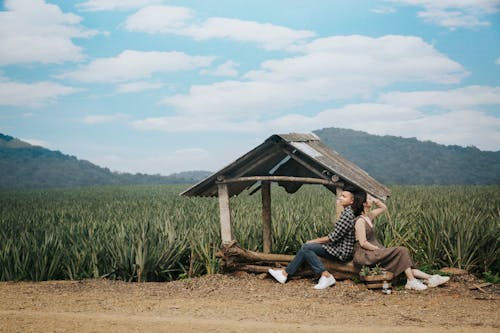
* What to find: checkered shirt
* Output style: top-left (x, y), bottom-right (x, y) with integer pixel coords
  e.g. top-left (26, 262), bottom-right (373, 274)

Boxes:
top-left (321, 206), bottom-right (356, 261)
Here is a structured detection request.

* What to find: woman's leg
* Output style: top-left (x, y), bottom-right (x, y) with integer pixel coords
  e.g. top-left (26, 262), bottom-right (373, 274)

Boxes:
top-left (412, 269), bottom-right (431, 280)
top-left (404, 267), bottom-right (415, 280)
top-left (404, 267), bottom-right (428, 290)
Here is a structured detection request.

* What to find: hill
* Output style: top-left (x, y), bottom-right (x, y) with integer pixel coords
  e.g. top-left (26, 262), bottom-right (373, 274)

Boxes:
top-left (0, 134), bottom-right (211, 189)
top-left (2, 129), bottom-right (499, 189)
top-left (314, 128), bottom-right (500, 185)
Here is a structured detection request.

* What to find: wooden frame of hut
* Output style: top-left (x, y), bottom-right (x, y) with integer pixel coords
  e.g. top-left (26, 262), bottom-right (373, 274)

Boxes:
top-left (181, 133), bottom-right (391, 281)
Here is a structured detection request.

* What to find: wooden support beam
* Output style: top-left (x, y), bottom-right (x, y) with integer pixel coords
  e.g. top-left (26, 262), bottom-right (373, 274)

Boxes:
top-left (336, 186), bottom-right (344, 220)
top-left (217, 183), bottom-right (234, 244)
top-left (261, 181), bottom-right (272, 253)
top-left (281, 147), bottom-right (331, 181)
top-left (218, 175), bottom-right (342, 186)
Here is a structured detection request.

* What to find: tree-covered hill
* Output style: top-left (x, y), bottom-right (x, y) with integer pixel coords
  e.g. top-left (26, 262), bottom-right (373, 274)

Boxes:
top-left (2, 129), bottom-right (499, 189)
top-left (314, 128), bottom-right (500, 185)
top-left (0, 134), bottom-right (211, 189)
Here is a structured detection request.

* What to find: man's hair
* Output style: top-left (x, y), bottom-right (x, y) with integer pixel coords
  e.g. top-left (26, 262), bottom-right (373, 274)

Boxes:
top-left (343, 185), bottom-right (367, 216)
top-left (343, 185), bottom-right (358, 194)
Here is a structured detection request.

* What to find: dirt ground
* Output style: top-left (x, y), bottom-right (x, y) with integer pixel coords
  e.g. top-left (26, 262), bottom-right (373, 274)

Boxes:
top-left (0, 272), bottom-right (498, 333)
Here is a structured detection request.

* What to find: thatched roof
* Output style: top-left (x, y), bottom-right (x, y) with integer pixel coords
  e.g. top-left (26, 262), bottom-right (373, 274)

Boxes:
top-left (181, 133), bottom-right (391, 200)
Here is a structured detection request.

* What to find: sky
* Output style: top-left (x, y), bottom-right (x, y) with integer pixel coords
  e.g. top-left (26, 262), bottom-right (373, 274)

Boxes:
top-left (1, 0), bottom-right (499, 175)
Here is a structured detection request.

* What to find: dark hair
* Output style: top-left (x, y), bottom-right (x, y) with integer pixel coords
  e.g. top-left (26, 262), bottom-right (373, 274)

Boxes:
top-left (352, 190), bottom-right (367, 216)
top-left (343, 185), bottom-right (366, 216)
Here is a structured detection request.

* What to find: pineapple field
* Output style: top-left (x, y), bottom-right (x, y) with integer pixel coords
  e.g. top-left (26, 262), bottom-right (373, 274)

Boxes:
top-left (1, 184), bottom-right (498, 282)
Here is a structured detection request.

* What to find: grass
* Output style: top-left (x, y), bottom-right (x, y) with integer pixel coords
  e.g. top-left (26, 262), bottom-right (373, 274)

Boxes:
top-left (0, 184), bottom-right (498, 281)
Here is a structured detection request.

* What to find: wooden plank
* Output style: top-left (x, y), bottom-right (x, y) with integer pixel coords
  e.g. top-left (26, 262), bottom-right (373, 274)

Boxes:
top-left (261, 181), bottom-right (272, 253)
top-left (218, 183), bottom-right (233, 244)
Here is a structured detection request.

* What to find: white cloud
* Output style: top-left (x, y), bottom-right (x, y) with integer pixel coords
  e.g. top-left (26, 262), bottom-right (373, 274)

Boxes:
top-left (77, 0), bottom-right (167, 11)
top-left (379, 86), bottom-right (500, 109)
top-left (132, 103), bottom-right (499, 151)
top-left (160, 35), bottom-right (467, 118)
top-left (124, 6), bottom-right (315, 50)
top-left (91, 148), bottom-right (212, 175)
top-left (124, 5), bottom-right (194, 32)
top-left (21, 138), bottom-right (50, 147)
top-left (58, 50), bottom-right (214, 83)
top-left (0, 0), bottom-right (96, 65)
top-left (0, 79), bottom-right (81, 107)
top-left (358, 110), bottom-right (500, 151)
top-left (371, 7), bottom-right (396, 14)
top-left (386, 0), bottom-right (500, 29)
top-left (82, 114), bottom-right (129, 124)
top-left (117, 81), bottom-right (164, 93)
top-left (496, 57), bottom-right (500, 65)
top-left (133, 115), bottom-right (262, 133)
top-left (200, 61), bottom-right (239, 77)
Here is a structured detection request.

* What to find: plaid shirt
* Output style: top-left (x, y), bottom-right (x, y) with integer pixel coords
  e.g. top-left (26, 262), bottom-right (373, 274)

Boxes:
top-left (321, 206), bottom-right (356, 261)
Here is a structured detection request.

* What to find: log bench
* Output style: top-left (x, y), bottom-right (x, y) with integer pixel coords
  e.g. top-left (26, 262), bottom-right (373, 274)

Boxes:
top-left (216, 242), bottom-right (393, 288)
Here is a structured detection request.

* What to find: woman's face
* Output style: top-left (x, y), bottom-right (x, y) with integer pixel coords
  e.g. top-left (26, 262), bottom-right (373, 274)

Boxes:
top-left (338, 191), bottom-right (354, 207)
top-left (364, 194), bottom-right (374, 209)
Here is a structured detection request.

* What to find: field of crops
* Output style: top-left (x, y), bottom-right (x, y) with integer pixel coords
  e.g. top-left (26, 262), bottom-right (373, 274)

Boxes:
top-left (0, 184), bottom-right (498, 282)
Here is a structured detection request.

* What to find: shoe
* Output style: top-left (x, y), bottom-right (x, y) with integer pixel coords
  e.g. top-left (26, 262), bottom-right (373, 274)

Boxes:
top-left (313, 275), bottom-right (336, 289)
top-left (268, 268), bottom-right (287, 284)
top-left (405, 278), bottom-right (428, 291)
top-left (426, 274), bottom-right (450, 288)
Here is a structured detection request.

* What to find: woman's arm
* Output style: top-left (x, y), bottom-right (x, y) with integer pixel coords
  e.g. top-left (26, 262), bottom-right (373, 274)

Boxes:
top-left (355, 218), bottom-right (379, 251)
top-left (366, 197), bottom-right (387, 222)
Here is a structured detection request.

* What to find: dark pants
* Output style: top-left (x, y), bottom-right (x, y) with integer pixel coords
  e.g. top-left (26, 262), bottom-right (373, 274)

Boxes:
top-left (285, 243), bottom-right (337, 275)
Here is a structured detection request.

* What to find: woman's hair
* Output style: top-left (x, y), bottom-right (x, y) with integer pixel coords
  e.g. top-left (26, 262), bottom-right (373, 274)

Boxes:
top-left (344, 185), bottom-right (366, 216)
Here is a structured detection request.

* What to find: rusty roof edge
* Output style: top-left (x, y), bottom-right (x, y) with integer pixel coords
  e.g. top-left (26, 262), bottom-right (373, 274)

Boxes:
top-left (288, 140), bottom-right (391, 199)
top-left (275, 132), bottom-right (320, 142)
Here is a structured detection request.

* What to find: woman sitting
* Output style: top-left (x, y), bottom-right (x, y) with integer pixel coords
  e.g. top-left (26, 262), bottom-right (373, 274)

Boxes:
top-left (353, 195), bottom-right (449, 291)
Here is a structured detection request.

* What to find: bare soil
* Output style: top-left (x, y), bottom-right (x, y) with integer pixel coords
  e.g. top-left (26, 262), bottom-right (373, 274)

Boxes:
top-left (1, 272), bottom-right (498, 333)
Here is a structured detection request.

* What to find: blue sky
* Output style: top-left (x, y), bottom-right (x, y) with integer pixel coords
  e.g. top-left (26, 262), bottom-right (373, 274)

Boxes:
top-left (1, 0), bottom-right (499, 175)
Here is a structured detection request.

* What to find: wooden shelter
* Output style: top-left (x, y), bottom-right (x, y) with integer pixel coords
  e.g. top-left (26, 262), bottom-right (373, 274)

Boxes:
top-left (181, 133), bottom-right (391, 280)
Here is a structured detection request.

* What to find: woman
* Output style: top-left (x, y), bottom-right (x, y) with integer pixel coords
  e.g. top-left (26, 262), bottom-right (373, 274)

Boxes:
top-left (268, 186), bottom-right (366, 289)
top-left (353, 195), bottom-right (449, 291)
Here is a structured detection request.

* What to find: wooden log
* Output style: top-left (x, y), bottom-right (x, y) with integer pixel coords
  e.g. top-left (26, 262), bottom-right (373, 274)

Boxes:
top-left (219, 243), bottom-right (359, 279)
top-left (217, 183), bottom-right (233, 244)
top-left (261, 181), bottom-right (272, 253)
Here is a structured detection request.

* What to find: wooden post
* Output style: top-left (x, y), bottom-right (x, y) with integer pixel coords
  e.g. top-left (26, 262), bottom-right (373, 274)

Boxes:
top-left (335, 186), bottom-right (344, 221)
top-left (261, 181), bottom-right (272, 253)
top-left (218, 183), bottom-right (233, 244)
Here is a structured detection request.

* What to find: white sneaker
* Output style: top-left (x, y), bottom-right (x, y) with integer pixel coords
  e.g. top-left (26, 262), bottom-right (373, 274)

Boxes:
top-left (313, 275), bottom-right (336, 289)
top-left (405, 278), bottom-right (428, 291)
top-left (426, 274), bottom-right (450, 288)
top-left (268, 268), bottom-right (287, 284)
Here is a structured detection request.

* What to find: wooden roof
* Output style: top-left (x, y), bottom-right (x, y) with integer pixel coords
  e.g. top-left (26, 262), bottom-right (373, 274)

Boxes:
top-left (181, 133), bottom-right (391, 200)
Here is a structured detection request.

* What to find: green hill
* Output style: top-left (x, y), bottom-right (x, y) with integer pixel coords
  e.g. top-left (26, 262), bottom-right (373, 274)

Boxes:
top-left (0, 134), bottom-right (211, 189)
top-left (2, 129), bottom-right (498, 189)
top-left (314, 127), bottom-right (500, 185)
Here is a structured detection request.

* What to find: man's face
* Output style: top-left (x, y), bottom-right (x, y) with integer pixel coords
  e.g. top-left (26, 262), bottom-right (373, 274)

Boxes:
top-left (338, 191), bottom-right (354, 207)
